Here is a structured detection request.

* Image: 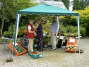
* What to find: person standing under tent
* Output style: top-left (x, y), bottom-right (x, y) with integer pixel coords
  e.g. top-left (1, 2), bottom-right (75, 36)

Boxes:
top-left (51, 17), bottom-right (59, 50)
top-left (36, 20), bottom-right (43, 52)
top-left (26, 19), bottom-right (35, 52)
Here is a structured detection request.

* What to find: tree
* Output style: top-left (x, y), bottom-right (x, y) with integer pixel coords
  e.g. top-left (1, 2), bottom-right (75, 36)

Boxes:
top-left (0, 0), bottom-right (35, 37)
top-left (62, 0), bottom-right (69, 9)
top-left (73, 0), bottom-right (87, 10)
top-left (76, 7), bottom-right (89, 36)
top-left (62, 0), bottom-right (89, 10)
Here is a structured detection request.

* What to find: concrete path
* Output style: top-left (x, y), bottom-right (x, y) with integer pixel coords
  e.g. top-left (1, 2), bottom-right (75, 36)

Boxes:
top-left (0, 38), bottom-right (89, 67)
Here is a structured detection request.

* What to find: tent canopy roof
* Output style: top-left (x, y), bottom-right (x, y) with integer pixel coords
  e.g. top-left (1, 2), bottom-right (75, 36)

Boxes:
top-left (17, 4), bottom-right (79, 16)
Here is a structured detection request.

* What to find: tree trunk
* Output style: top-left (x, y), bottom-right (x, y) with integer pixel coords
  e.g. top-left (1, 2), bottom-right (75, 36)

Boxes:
top-left (0, 19), bottom-right (4, 37)
top-left (69, 0), bottom-right (74, 11)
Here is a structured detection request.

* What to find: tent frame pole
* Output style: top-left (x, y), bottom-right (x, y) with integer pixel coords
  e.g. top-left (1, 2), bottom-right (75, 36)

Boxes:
top-left (14, 14), bottom-right (21, 46)
top-left (56, 16), bottom-right (60, 46)
top-left (77, 16), bottom-right (80, 53)
top-left (56, 16), bottom-right (60, 34)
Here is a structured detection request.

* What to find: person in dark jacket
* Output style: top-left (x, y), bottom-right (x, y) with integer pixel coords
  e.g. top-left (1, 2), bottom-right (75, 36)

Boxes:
top-left (36, 20), bottom-right (43, 51)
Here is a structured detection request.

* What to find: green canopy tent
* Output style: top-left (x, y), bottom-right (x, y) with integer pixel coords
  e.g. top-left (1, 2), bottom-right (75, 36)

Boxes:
top-left (14, 4), bottom-right (80, 50)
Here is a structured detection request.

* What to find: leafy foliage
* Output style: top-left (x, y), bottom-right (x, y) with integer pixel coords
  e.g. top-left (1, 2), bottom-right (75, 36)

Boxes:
top-left (0, 0), bottom-right (35, 37)
top-left (1, 0), bottom-right (89, 38)
top-left (62, 0), bottom-right (69, 9)
top-left (76, 7), bottom-right (89, 36)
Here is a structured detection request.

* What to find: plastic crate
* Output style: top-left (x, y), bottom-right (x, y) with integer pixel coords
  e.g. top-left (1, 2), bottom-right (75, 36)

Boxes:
top-left (7, 42), bottom-right (27, 56)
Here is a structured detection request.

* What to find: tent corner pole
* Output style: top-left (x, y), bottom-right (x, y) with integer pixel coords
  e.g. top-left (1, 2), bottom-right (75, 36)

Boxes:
top-left (13, 14), bottom-right (21, 46)
top-left (77, 16), bottom-right (80, 53)
top-left (56, 16), bottom-right (60, 34)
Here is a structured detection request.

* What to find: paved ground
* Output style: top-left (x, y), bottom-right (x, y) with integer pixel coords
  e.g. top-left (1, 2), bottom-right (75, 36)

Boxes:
top-left (0, 38), bottom-right (89, 67)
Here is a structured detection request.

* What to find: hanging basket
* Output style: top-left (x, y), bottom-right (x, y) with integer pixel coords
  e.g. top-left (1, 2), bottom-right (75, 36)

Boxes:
top-left (7, 42), bottom-right (27, 56)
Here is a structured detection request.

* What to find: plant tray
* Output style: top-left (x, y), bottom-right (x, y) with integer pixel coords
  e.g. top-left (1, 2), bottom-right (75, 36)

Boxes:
top-left (65, 49), bottom-right (76, 53)
top-left (28, 51), bottom-right (41, 59)
top-left (7, 42), bottom-right (27, 56)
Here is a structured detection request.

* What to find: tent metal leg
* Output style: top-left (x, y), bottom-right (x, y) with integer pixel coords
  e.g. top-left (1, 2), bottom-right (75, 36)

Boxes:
top-left (56, 16), bottom-right (60, 34)
top-left (77, 16), bottom-right (80, 54)
top-left (13, 14), bottom-right (21, 46)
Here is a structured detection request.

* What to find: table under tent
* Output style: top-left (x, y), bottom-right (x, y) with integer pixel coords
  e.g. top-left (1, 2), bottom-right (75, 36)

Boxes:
top-left (12, 4), bottom-right (80, 57)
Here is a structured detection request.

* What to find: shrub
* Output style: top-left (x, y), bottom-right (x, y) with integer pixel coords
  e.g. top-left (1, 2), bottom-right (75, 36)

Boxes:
top-left (76, 7), bottom-right (89, 36)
